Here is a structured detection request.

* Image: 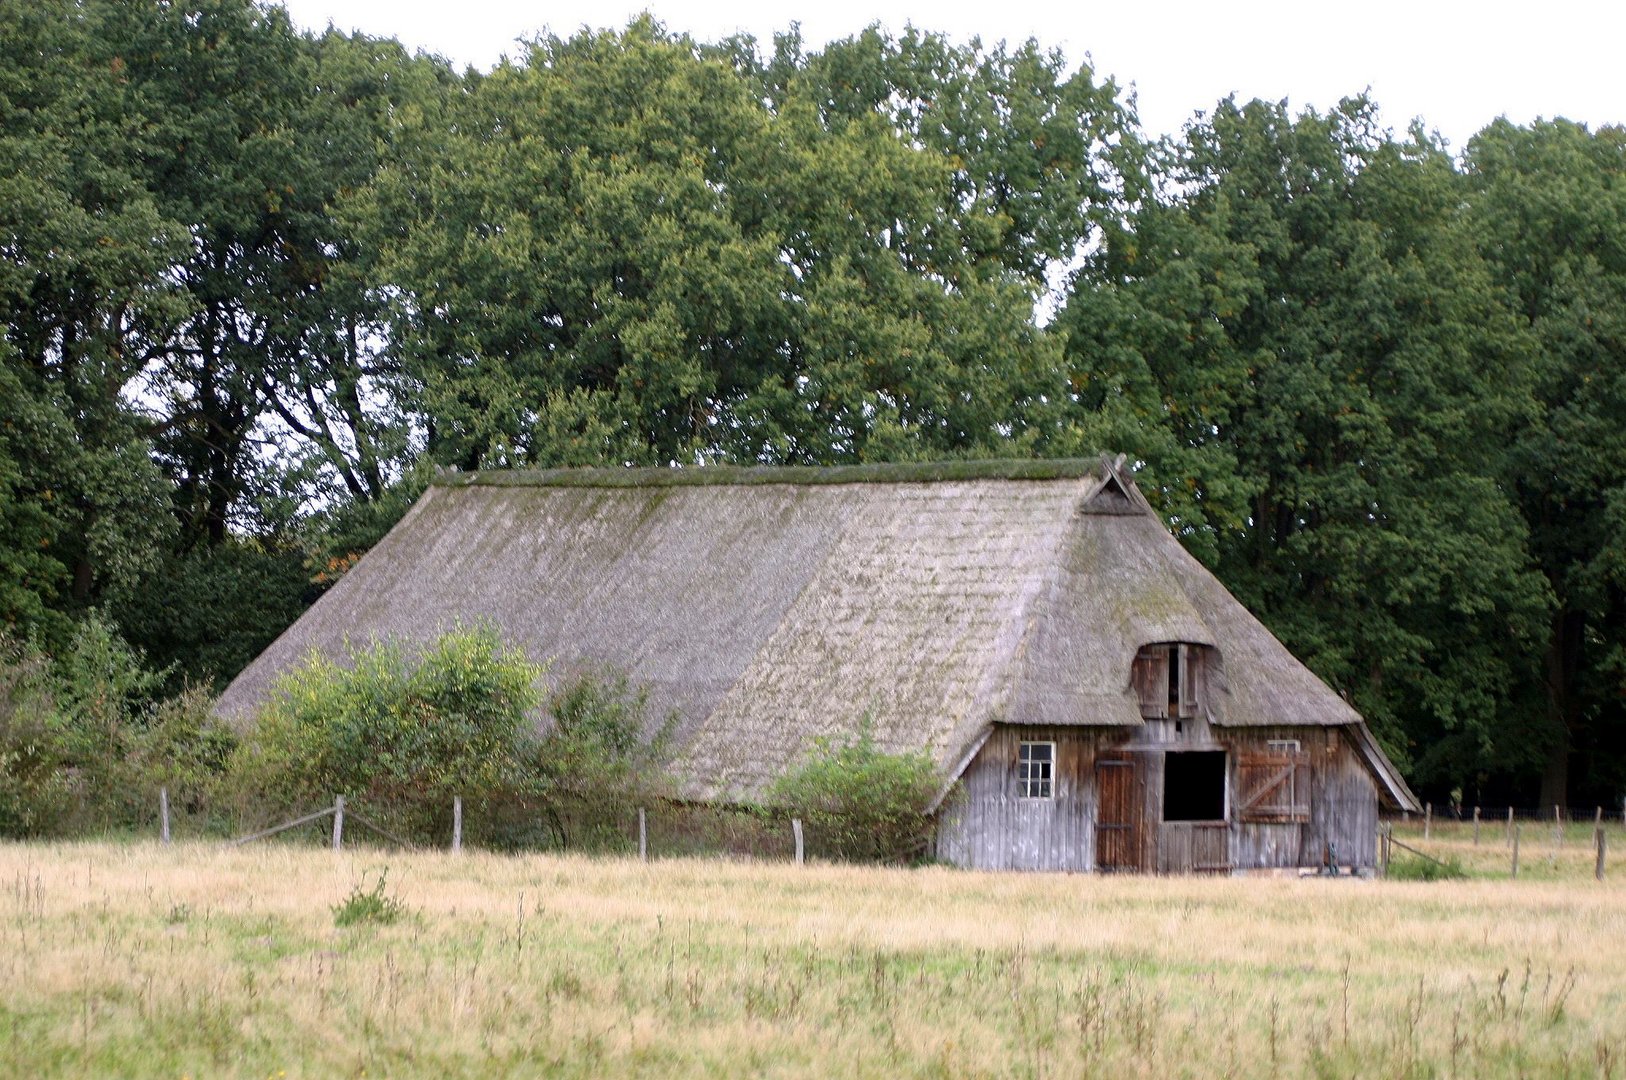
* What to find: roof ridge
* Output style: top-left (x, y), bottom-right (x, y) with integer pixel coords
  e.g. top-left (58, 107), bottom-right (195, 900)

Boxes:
top-left (433, 458), bottom-right (1109, 489)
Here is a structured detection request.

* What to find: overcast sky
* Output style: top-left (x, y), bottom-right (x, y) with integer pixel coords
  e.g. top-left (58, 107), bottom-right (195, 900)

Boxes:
top-left (275, 0), bottom-right (1620, 152)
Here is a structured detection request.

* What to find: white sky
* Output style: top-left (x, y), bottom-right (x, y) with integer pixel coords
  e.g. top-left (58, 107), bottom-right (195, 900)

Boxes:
top-left (275, 0), bottom-right (1621, 152)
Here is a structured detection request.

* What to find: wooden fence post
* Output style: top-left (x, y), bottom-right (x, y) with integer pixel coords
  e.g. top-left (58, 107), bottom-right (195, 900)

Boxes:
top-left (1472, 806), bottom-right (1480, 846)
top-left (638, 807), bottom-right (647, 862)
top-left (1511, 824), bottom-right (1520, 879)
top-left (332, 795), bottom-right (345, 851)
top-left (1553, 805), bottom-right (1563, 857)
top-left (1597, 829), bottom-right (1608, 882)
top-left (1507, 807), bottom-right (1514, 845)
top-left (792, 818), bottom-right (804, 866)
top-left (452, 795), bottom-right (462, 853)
top-left (159, 787), bottom-right (171, 845)
top-left (1424, 803), bottom-right (1432, 840)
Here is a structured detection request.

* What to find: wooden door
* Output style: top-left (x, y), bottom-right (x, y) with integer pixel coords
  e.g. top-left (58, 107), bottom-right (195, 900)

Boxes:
top-left (1234, 750), bottom-right (1311, 868)
top-left (1094, 752), bottom-right (1144, 872)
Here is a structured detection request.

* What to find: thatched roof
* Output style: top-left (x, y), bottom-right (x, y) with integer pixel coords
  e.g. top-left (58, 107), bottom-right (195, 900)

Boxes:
top-left (219, 457), bottom-right (1415, 808)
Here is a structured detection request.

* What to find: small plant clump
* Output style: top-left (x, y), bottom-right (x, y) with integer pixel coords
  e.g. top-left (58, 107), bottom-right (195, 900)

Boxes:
top-left (1388, 853), bottom-right (1468, 881)
top-left (333, 868), bottom-right (406, 928)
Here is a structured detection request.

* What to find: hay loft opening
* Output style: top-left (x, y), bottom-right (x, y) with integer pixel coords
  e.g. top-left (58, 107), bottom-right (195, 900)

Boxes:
top-left (1163, 751), bottom-right (1226, 822)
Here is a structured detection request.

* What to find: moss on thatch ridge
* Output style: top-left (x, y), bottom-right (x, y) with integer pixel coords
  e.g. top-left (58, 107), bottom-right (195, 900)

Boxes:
top-left (433, 459), bottom-right (1108, 490)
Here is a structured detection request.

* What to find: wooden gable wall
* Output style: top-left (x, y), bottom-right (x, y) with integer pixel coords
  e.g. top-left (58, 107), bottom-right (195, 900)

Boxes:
top-left (936, 723), bottom-right (1381, 874)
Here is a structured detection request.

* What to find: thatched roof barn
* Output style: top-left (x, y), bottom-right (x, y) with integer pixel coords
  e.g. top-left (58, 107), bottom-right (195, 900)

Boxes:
top-left (221, 457), bottom-right (1418, 872)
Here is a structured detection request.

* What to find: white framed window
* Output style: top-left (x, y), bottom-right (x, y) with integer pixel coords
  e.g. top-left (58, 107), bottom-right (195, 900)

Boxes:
top-left (1018, 741), bottom-right (1055, 799)
top-left (1266, 739), bottom-right (1301, 754)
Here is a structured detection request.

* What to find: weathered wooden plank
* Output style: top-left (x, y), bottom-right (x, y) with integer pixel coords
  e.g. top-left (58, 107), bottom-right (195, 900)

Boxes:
top-left (940, 722), bottom-right (1381, 873)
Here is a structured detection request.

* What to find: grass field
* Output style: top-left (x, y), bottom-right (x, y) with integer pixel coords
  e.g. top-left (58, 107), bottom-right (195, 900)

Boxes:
top-left (2, 834), bottom-right (1624, 1078)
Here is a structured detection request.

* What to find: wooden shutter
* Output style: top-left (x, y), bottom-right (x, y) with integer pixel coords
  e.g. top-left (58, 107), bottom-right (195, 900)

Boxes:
top-left (1131, 647), bottom-right (1169, 719)
top-left (1236, 752), bottom-right (1311, 823)
top-left (1177, 645), bottom-right (1200, 718)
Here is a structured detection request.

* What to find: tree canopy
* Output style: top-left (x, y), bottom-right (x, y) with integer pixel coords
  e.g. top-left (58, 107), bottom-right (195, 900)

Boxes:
top-left (3, 0), bottom-right (1623, 808)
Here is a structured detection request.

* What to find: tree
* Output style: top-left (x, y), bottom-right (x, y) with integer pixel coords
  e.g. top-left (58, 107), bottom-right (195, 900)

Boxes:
top-left (1464, 119), bottom-right (1626, 805)
top-left (0, 0), bottom-right (182, 641)
top-left (1059, 98), bottom-right (1551, 791)
top-left (247, 31), bottom-right (457, 513)
top-left (359, 20), bottom-right (1135, 468)
top-left (733, 25), bottom-right (1134, 288)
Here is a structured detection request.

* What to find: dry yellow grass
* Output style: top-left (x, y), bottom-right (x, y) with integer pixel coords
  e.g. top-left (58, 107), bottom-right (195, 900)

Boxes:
top-left (2, 838), bottom-right (1624, 1077)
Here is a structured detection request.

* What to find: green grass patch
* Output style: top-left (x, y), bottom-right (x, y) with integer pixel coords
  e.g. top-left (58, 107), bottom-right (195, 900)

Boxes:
top-left (1388, 852), bottom-right (1469, 881)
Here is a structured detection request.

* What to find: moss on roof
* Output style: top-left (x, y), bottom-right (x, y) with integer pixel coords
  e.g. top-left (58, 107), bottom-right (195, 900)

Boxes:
top-left (434, 458), bottom-right (1108, 490)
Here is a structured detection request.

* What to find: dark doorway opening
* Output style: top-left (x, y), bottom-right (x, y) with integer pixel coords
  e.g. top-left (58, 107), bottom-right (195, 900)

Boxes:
top-left (1164, 751), bottom-right (1225, 821)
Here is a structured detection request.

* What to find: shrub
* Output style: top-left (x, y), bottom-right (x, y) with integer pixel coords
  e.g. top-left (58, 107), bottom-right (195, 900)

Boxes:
top-left (0, 636), bottom-right (68, 837)
top-left (232, 625), bottom-right (546, 836)
top-left (502, 666), bottom-right (675, 851)
top-left (769, 724), bottom-right (943, 863)
top-left (0, 619), bottom-right (236, 837)
top-left (56, 616), bottom-right (237, 832)
top-left (113, 685), bottom-right (238, 826)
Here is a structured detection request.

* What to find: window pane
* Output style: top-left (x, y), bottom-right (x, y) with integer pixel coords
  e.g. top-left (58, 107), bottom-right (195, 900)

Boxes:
top-left (1018, 742), bottom-right (1054, 798)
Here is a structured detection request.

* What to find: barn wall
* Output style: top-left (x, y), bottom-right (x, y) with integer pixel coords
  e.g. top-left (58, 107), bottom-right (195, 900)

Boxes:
top-left (936, 726), bottom-right (1100, 871)
top-left (1224, 725), bottom-right (1379, 869)
top-left (1309, 728), bottom-right (1381, 866)
top-left (937, 723), bottom-right (1381, 872)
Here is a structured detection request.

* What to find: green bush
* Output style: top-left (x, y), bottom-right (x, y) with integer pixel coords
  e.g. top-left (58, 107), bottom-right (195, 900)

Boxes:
top-left (332, 867), bottom-right (406, 927)
top-left (526, 666), bottom-right (676, 850)
top-left (769, 724), bottom-right (942, 864)
top-left (0, 636), bottom-right (68, 837)
top-left (0, 618), bottom-right (236, 837)
top-left (232, 625), bottom-right (546, 836)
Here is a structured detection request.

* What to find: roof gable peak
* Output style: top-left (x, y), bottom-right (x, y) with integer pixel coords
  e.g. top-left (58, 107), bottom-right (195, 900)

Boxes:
top-left (1080, 454), bottom-right (1154, 516)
